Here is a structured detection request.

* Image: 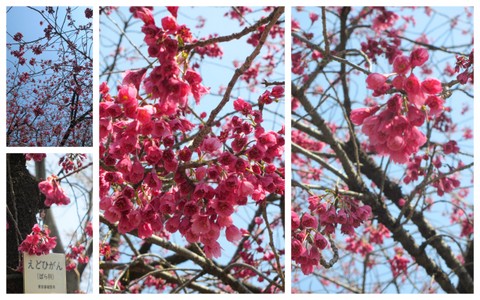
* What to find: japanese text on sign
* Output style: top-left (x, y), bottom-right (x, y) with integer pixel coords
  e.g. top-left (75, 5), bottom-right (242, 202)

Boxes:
top-left (23, 253), bottom-right (66, 294)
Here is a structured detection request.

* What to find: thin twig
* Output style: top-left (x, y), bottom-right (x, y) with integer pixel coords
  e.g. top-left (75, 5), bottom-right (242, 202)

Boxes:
top-left (189, 7), bottom-right (284, 151)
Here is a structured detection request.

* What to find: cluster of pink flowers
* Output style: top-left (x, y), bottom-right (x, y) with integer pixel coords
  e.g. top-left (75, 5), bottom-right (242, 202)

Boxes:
top-left (361, 36), bottom-right (402, 65)
top-left (354, 94), bottom-right (427, 164)
top-left (389, 247), bottom-right (410, 277)
top-left (85, 221), bottom-right (93, 237)
top-left (371, 7), bottom-right (399, 33)
top-left (351, 47), bottom-right (446, 164)
top-left (100, 7), bottom-right (285, 259)
top-left (38, 176), bottom-right (71, 206)
top-left (25, 153), bottom-right (46, 162)
top-left (403, 150), bottom-right (464, 197)
top-left (449, 196), bottom-right (473, 238)
top-left (345, 223), bottom-right (391, 257)
top-left (291, 195), bottom-right (371, 274)
top-left (100, 242), bottom-right (119, 262)
top-left (18, 224), bottom-right (57, 255)
top-left (66, 243), bottom-right (90, 271)
top-left (432, 174), bottom-right (460, 197)
top-left (130, 6), bottom-right (209, 115)
top-left (100, 86), bottom-right (285, 257)
top-left (454, 50), bottom-right (474, 84)
top-left (59, 154), bottom-right (87, 174)
top-left (403, 155), bottom-right (426, 184)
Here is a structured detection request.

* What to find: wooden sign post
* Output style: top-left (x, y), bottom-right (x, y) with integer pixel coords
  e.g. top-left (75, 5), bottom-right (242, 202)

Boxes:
top-left (23, 253), bottom-right (67, 293)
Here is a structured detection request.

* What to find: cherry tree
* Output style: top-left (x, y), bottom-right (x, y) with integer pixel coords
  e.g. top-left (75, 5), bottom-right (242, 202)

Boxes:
top-left (6, 6), bottom-right (93, 147)
top-left (6, 153), bottom-right (93, 293)
top-left (291, 7), bottom-right (473, 293)
top-left (99, 6), bottom-right (285, 293)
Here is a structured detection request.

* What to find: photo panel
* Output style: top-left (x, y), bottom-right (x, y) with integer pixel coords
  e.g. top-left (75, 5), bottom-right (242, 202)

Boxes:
top-left (6, 153), bottom-right (93, 293)
top-left (6, 6), bottom-right (93, 147)
top-left (99, 6), bottom-right (285, 293)
top-left (291, 6), bottom-right (473, 293)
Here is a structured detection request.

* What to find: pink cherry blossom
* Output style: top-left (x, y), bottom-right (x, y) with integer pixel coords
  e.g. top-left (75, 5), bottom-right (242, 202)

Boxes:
top-left (366, 73), bottom-right (387, 90)
top-left (410, 47), bottom-right (429, 67)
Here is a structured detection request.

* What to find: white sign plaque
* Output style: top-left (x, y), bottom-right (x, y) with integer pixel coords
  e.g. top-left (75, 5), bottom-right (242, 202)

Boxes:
top-left (23, 253), bottom-right (67, 293)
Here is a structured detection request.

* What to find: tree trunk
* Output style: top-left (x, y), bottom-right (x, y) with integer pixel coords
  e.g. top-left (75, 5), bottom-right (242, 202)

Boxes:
top-left (6, 154), bottom-right (45, 293)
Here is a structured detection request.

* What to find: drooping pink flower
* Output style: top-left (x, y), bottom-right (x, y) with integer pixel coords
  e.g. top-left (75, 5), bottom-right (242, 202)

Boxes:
top-left (225, 225), bottom-right (242, 243)
top-left (372, 10), bottom-right (399, 33)
top-left (203, 240), bottom-right (222, 258)
top-left (238, 179), bottom-right (255, 197)
top-left (85, 222), bottom-right (93, 237)
top-left (443, 140), bottom-right (460, 154)
top-left (335, 209), bottom-right (348, 224)
top-left (393, 55), bottom-right (411, 75)
top-left (122, 68), bottom-right (148, 91)
top-left (110, 197), bottom-right (132, 217)
top-left (292, 211), bottom-right (301, 230)
top-left (18, 224), bottom-right (57, 256)
top-left (292, 238), bottom-right (305, 258)
top-left (425, 95), bottom-right (444, 117)
top-left (100, 81), bottom-right (110, 96)
top-left (38, 176), bottom-right (71, 206)
top-left (117, 84), bottom-right (137, 105)
top-left (366, 73), bottom-right (387, 90)
top-left (130, 7), bottom-right (155, 25)
top-left (350, 105), bottom-right (380, 125)
top-left (392, 75), bottom-right (405, 90)
top-left (201, 137), bottom-right (222, 154)
top-left (191, 213), bottom-right (211, 235)
top-left (271, 85), bottom-right (285, 98)
top-left (233, 98), bottom-right (252, 115)
top-left (406, 105), bottom-right (426, 126)
top-left (231, 136), bottom-right (248, 153)
top-left (410, 47), bottom-right (429, 67)
top-left (137, 222), bottom-right (153, 239)
top-left (212, 199), bottom-right (235, 216)
top-left (356, 205), bottom-right (372, 221)
top-left (301, 213), bottom-right (318, 229)
top-left (309, 12), bottom-right (319, 24)
top-left (389, 249), bottom-right (410, 276)
top-left (421, 78), bottom-right (442, 95)
top-left (404, 73), bottom-right (425, 106)
top-left (127, 160), bottom-right (145, 184)
top-left (258, 131), bottom-right (278, 147)
top-left (161, 15), bottom-right (178, 33)
top-left (166, 6), bottom-right (178, 18)
top-left (184, 69), bottom-right (209, 103)
top-left (136, 105), bottom-right (155, 124)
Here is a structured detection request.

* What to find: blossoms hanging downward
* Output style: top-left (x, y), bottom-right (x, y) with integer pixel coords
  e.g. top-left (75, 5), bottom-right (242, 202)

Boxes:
top-left (292, 194), bottom-right (372, 275)
top-left (66, 243), bottom-right (90, 271)
top-left (18, 224), bottom-right (57, 256)
top-left (38, 176), bottom-right (70, 206)
top-left (99, 6), bottom-right (285, 263)
top-left (25, 153), bottom-right (46, 162)
top-left (130, 6), bottom-right (209, 116)
top-left (100, 83), bottom-right (285, 259)
top-left (389, 247), bottom-right (410, 277)
top-left (352, 47), bottom-right (443, 164)
top-left (358, 95), bottom-right (427, 164)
